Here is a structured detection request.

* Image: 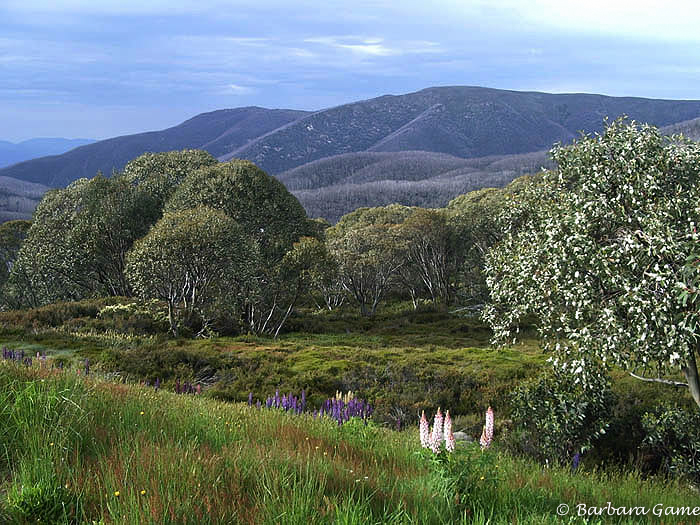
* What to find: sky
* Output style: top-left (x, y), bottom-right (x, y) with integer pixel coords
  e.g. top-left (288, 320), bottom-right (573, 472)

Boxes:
top-left (2, 0), bottom-right (700, 142)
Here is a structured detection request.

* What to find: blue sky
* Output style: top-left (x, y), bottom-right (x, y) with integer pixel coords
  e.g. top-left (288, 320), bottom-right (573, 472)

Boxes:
top-left (2, 0), bottom-right (699, 142)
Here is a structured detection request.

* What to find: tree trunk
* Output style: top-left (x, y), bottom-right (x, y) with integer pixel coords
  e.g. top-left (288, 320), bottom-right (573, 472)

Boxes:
top-left (682, 349), bottom-right (700, 410)
top-left (167, 300), bottom-right (178, 337)
top-left (274, 298), bottom-right (297, 339)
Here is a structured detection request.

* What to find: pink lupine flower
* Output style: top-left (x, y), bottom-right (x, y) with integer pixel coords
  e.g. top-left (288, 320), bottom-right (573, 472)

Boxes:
top-left (444, 410), bottom-right (455, 452)
top-left (479, 406), bottom-right (494, 450)
top-left (429, 430), bottom-right (442, 454)
top-left (431, 408), bottom-right (443, 446)
top-left (443, 410), bottom-right (452, 437)
top-left (419, 411), bottom-right (430, 448)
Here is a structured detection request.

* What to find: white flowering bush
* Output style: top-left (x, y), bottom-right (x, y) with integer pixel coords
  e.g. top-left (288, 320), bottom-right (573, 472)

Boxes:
top-left (483, 118), bottom-right (700, 410)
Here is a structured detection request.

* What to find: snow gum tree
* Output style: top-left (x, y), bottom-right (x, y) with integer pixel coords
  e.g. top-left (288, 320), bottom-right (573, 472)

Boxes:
top-left (326, 204), bottom-right (412, 316)
top-left (126, 207), bottom-right (255, 336)
top-left (483, 118), bottom-right (700, 410)
top-left (164, 160), bottom-right (315, 334)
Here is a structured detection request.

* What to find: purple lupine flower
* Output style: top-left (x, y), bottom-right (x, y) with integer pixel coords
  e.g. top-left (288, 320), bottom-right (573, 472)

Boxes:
top-left (479, 407), bottom-right (494, 450)
top-left (248, 393), bottom-right (253, 406)
top-left (154, 378), bottom-right (160, 391)
top-left (572, 452), bottom-right (581, 471)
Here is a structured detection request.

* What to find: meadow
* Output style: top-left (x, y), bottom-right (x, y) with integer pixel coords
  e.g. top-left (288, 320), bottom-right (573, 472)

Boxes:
top-left (2, 358), bottom-right (699, 524)
top-left (0, 300), bottom-right (698, 523)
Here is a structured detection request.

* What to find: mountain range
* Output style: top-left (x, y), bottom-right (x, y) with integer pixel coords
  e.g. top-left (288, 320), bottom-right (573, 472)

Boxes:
top-left (0, 138), bottom-right (95, 169)
top-left (3, 86), bottom-right (700, 223)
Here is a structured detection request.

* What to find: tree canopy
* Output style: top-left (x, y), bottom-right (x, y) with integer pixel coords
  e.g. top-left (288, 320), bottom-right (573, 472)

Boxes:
top-left (121, 150), bottom-right (218, 210)
top-left (7, 152), bottom-right (215, 307)
top-left (483, 119), bottom-right (700, 409)
top-left (166, 160), bottom-right (313, 263)
top-left (326, 205), bottom-right (413, 315)
top-left (126, 207), bottom-right (255, 336)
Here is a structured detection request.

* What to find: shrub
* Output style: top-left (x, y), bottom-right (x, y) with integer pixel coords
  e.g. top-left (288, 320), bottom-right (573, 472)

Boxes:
top-left (97, 300), bottom-right (170, 335)
top-left (508, 362), bottom-right (613, 465)
top-left (0, 297), bottom-right (130, 330)
top-left (642, 405), bottom-right (700, 483)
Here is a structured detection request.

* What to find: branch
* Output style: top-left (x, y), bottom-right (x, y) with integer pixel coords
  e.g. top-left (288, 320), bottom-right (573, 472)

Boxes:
top-left (628, 372), bottom-right (688, 388)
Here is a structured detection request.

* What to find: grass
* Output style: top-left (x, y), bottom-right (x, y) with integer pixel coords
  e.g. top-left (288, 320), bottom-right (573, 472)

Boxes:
top-left (0, 300), bottom-right (693, 463)
top-left (0, 302), bottom-right (547, 428)
top-left (0, 361), bottom-right (698, 524)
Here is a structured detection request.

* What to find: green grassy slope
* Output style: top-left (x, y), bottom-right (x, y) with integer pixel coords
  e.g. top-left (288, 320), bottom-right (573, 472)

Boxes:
top-left (1, 362), bottom-right (698, 524)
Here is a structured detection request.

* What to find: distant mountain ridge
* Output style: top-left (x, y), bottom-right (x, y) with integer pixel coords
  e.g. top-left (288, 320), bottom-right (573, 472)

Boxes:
top-left (3, 86), bottom-right (700, 222)
top-left (223, 86), bottom-right (700, 174)
top-left (0, 138), bottom-right (95, 169)
top-left (0, 107), bottom-right (308, 187)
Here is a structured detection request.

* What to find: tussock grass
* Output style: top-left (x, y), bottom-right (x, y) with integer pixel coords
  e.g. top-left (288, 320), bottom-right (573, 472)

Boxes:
top-left (1, 362), bottom-right (698, 524)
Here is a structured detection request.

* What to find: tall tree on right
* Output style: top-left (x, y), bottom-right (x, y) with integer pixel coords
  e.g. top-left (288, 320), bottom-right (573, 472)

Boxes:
top-left (483, 119), bottom-right (700, 410)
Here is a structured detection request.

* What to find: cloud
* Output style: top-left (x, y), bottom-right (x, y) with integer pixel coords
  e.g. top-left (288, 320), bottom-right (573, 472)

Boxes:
top-left (304, 36), bottom-right (443, 57)
top-left (225, 84), bottom-right (254, 94)
top-left (305, 36), bottom-right (396, 56)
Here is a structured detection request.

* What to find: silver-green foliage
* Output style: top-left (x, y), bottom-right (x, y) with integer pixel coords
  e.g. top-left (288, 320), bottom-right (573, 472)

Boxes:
top-left (161, 160), bottom-right (317, 336)
top-left (509, 361), bottom-right (613, 463)
top-left (483, 118), bottom-right (700, 408)
top-left (326, 204), bottom-right (413, 316)
top-left (6, 151), bottom-right (215, 308)
top-left (642, 405), bottom-right (700, 482)
top-left (126, 207), bottom-right (255, 336)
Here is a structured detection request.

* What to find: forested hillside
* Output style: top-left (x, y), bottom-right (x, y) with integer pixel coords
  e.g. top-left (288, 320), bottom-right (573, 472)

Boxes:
top-left (284, 150), bottom-right (551, 221)
top-left (225, 86), bottom-right (700, 174)
top-left (0, 107), bottom-right (309, 187)
top-left (2, 86), bottom-right (700, 224)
